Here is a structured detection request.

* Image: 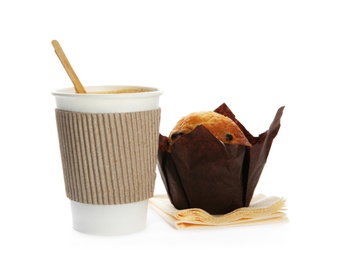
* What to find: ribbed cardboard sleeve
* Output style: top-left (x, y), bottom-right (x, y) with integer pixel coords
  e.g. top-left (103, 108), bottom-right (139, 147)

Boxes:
top-left (55, 108), bottom-right (161, 205)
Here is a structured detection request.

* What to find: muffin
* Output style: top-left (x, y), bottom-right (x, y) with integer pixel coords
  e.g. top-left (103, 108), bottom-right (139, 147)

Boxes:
top-left (158, 103), bottom-right (284, 214)
top-left (168, 111), bottom-right (252, 147)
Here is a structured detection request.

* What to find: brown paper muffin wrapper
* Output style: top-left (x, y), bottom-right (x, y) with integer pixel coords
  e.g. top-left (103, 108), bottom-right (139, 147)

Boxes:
top-left (55, 108), bottom-right (161, 205)
top-left (158, 103), bottom-right (284, 214)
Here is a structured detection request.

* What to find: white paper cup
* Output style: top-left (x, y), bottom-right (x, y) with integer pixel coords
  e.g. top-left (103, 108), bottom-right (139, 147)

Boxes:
top-left (53, 85), bottom-right (163, 235)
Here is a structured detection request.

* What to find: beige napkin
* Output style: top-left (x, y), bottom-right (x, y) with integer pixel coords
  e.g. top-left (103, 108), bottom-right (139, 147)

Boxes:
top-left (149, 193), bottom-right (287, 229)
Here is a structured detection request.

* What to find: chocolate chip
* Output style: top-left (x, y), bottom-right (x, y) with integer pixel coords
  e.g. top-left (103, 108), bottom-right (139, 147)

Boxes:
top-left (225, 133), bottom-right (233, 141)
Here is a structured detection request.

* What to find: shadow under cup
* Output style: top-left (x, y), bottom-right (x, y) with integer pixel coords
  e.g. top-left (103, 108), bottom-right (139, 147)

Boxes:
top-left (52, 86), bottom-right (163, 235)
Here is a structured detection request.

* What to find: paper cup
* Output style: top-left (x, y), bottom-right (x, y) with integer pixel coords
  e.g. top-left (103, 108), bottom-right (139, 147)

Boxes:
top-left (53, 86), bottom-right (163, 235)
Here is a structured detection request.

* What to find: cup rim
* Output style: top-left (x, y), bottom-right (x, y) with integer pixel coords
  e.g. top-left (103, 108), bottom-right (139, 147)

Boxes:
top-left (52, 85), bottom-right (163, 99)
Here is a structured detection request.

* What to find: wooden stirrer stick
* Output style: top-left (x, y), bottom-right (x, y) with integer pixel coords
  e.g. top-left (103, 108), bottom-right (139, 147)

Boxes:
top-left (51, 40), bottom-right (86, 94)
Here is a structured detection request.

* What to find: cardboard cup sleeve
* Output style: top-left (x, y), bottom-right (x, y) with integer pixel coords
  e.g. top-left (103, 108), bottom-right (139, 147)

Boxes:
top-left (55, 108), bottom-right (161, 205)
top-left (158, 103), bottom-right (284, 215)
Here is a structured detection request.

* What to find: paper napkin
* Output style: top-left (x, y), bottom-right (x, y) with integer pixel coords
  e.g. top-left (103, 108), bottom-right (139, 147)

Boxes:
top-left (149, 193), bottom-right (287, 229)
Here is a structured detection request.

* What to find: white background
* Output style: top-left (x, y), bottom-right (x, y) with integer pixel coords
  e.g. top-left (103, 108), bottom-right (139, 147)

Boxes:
top-left (1, 0), bottom-right (337, 259)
